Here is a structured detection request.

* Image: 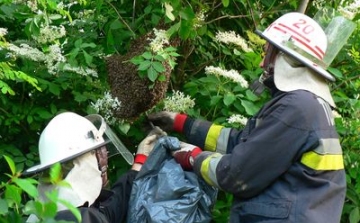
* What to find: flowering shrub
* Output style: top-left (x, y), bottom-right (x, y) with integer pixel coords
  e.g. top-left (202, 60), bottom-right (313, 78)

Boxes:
top-left (0, 0), bottom-right (359, 222)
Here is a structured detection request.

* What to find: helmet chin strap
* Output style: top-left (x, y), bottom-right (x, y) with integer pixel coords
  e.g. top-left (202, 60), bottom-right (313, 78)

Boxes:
top-left (95, 146), bottom-right (109, 188)
top-left (251, 44), bottom-right (278, 95)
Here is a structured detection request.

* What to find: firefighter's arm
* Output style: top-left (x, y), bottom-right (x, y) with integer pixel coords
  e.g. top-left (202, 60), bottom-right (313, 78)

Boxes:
top-left (172, 141), bottom-right (224, 189)
top-left (194, 117), bottom-right (312, 199)
top-left (148, 112), bottom-right (240, 154)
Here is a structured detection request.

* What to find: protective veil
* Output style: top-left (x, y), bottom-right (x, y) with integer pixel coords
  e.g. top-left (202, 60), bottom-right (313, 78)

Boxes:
top-left (26, 152), bottom-right (102, 222)
top-left (274, 53), bottom-right (336, 107)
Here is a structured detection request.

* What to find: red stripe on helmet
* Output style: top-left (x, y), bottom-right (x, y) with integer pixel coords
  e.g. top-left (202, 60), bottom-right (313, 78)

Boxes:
top-left (278, 23), bottom-right (311, 42)
top-left (271, 24), bottom-right (324, 60)
top-left (291, 36), bottom-right (324, 59)
top-left (273, 26), bottom-right (287, 34)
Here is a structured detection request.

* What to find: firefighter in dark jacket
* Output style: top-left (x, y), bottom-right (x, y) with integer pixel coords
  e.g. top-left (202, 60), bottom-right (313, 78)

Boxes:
top-left (24, 112), bottom-right (165, 223)
top-left (149, 12), bottom-right (355, 223)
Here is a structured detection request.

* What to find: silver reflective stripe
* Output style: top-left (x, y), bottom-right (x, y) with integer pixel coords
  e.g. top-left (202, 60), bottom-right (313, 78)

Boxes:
top-left (313, 138), bottom-right (342, 155)
top-left (317, 97), bottom-right (334, 126)
top-left (200, 153), bottom-right (223, 188)
top-left (216, 128), bottom-right (231, 154)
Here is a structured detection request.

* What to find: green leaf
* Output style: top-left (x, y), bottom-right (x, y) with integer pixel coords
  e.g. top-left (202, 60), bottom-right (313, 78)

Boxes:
top-left (141, 51), bottom-right (153, 60)
top-left (223, 92), bottom-right (236, 106)
top-left (179, 20), bottom-right (191, 40)
top-left (49, 163), bottom-right (62, 184)
top-left (43, 202), bottom-right (58, 218)
top-left (154, 54), bottom-right (165, 62)
top-left (58, 199), bottom-right (82, 222)
top-left (4, 155), bottom-right (16, 175)
top-left (222, 0), bottom-right (230, 7)
top-left (157, 74), bottom-right (166, 81)
top-left (23, 200), bottom-right (37, 215)
top-left (138, 60), bottom-right (151, 71)
top-left (13, 178), bottom-right (38, 198)
top-left (110, 19), bottom-right (123, 30)
top-left (210, 96), bottom-right (223, 106)
top-left (0, 81), bottom-right (15, 95)
top-left (167, 22), bottom-right (180, 37)
top-left (49, 83), bottom-right (60, 96)
top-left (241, 99), bottom-right (258, 115)
top-left (245, 90), bottom-right (259, 101)
top-left (106, 30), bottom-right (114, 48)
top-left (118, 123), bottom-right (131, 134)
top-left (80, 43), bottom-right (96, 49)
top-left (179, 6), bottom-right (195, 20)
top-left (37, 109), bottom-right (53, 119)
top-left (74, 39), bottom-right (82, 48)
top-left (0, 199), bottom-right (8, 215)
top-left (5, 184), bottom-right (22, 205)
top-left (147, 66), bottom-right (158, 82)
top-left (130, 56), bottom-right (144, 65)
top-left (328, 67), bottom-right (343, 78)
top-left (83, 50), bottom-right (93, 65)
top-left (350, 207), bottom-right (360, 223)
top-left (69, 48), bottom-right (80, 61)
top-left (27, 115), bottom-right (33, 124)
top-left (152, 61), bottom-right (165, 73)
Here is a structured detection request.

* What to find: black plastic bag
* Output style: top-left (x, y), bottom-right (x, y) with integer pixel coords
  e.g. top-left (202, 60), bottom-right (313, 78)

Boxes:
top-left (127, 136), bottom-right (218, 223)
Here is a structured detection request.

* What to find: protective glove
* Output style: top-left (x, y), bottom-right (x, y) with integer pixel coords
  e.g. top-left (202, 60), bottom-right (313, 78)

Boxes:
top-left (172, 141), bottom-right (202, 171)
top-left (147, 111), bottom-right (187, 132)
top-left (135, 126), bottom-right (167, 165)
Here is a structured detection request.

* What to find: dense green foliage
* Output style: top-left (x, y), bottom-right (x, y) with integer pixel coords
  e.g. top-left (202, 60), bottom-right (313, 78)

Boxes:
top-left (0, 0), bottom-right (359, 222)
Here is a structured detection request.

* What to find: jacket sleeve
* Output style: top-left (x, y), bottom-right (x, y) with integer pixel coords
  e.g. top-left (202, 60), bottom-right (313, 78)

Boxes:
top-left (99, 170), bottom-right (138, 223)
top-left (193, 115), bottom-right (313, 199)
top-left (191, 92), bottom-right (319, 199)
top-left (173, 114), bottom-right (242, 154)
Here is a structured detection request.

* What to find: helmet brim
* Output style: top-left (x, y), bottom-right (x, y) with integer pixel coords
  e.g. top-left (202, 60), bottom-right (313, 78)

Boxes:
top-left (255, 30), bottom-right (335, 82)
top-left (22, 140), bottom-right (110, 176)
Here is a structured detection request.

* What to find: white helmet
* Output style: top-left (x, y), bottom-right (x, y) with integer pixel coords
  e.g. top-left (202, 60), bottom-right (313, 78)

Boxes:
top-left (23, 112), bottom-right (134, 175)
top-left (256, 11), bottom-right (355, 81)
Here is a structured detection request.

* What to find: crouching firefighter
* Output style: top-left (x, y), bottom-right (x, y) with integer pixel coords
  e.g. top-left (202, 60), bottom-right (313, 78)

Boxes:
top-left (24, 112), bottom-right (165, 223)
top-left (148, 10), bottom-right (355, 223)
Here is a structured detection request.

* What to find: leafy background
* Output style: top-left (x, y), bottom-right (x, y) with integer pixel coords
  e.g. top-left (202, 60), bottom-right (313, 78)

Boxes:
top-left (0, 0), bottom-right (359, 222)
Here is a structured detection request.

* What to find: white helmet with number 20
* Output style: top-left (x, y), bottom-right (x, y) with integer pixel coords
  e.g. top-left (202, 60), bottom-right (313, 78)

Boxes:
top-left (256, 12), bottom-right (332, 81)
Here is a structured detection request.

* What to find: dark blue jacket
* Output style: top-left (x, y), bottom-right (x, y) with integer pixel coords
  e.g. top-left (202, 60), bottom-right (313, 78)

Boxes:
top-left (182, 90), bottom-right (345, 222)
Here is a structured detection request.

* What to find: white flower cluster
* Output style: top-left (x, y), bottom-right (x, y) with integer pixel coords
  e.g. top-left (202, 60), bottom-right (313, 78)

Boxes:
top-left (8, 43), bottom-right (45, 62)
top-left (227, 114), bottom-right (248, 126)
top-left (57, 1), bottom-right (78, 11)
top-left (6, 41), bottom-right (97, 76)
top-left (339, 0), bottom-right (360, 19)
top-left (36, 25), bottom-right (66, 44)
top-left (215, 31), bottom-right (253, 52)
top-left (164, 90), bottom-right (195, 113)
top-left (148, 29), bottom-right (169, 53)
top-left (45, 44), bottom-right (66, 75)
top-left (194, 10), bottom-right (206, 28)
top-left (27, 0), bottom-right (38, 12)
top-left (63, 64), bottom-right (98, 77)
top-left (0, 28), bottom-right (8, 37)
top-left (77, 9), bottom-right (95, 19)
top-left (205, 66), bottom-right (249, 88)
top-left (313, 0), bottom-right (326, 9)
top-left (91, 91), bottom-right (121, 125)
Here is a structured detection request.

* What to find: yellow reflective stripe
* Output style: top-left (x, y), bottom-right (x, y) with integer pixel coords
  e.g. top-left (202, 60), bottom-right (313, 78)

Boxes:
top-left (301, 151), bottom-right (344, 170)
top-left (200, 153), bottom-right (221, 186)
top-left (205, 125), bottom-right (223, 152)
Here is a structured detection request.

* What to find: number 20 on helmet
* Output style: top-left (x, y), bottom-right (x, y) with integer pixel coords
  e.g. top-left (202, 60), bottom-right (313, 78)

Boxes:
top-left (256, 10), bottom-right (355, 81)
